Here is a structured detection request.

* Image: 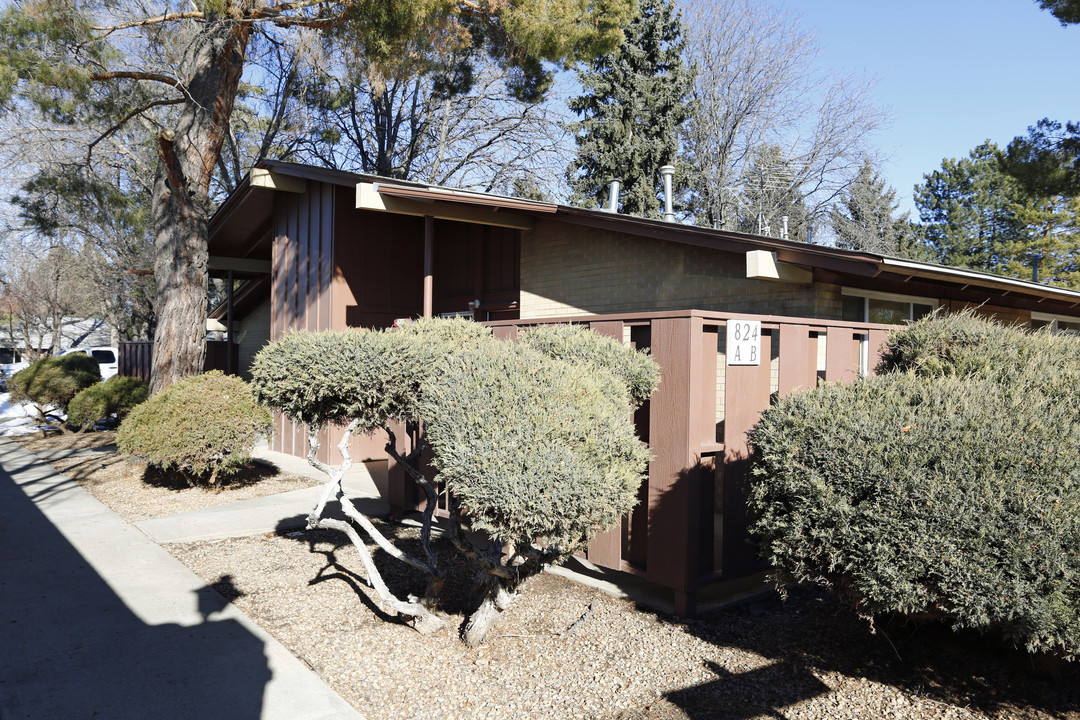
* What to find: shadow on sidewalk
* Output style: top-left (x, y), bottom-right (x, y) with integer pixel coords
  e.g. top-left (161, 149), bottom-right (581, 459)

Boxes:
top-left (0, 455), bottom-right (272, 720)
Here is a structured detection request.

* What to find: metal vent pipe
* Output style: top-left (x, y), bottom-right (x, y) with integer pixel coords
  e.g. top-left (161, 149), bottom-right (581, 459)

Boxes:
top-left (606, 179), bottom-right (621, 213)
top-left (659, 165), bottom-right (675, 222)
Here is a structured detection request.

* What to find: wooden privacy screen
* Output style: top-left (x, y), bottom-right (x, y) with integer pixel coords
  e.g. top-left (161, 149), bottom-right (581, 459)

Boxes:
top-left (386, 309), bottom-right (892, 614)
top-left (479, 310), bottom-right (892, 615)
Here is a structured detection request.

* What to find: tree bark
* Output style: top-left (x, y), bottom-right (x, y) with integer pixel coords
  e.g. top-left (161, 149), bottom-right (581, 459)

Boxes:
top-left (462, 579), bottom-right (515, 648)
top-left (149, 10), bottom-right (251, 394)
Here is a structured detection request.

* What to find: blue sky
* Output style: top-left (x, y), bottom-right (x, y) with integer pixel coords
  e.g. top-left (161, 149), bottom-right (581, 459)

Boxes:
top-left (780, 0), bottom-right (1079, 217)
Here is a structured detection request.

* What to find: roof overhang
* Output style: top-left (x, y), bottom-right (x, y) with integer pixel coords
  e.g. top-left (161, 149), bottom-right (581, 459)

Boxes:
top-left (356, 182), bottom-right (546, 230)
top-left (207, 159), bottom-right (1080, 315)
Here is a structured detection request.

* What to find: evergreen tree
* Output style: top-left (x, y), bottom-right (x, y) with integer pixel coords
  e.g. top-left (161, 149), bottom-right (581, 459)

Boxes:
top-left (567, 0), bottom-right (694, 218)
top-left (915, 142), bottom-right (1025, 272)
top-left (736, 145), bottom-right (810, 240)
top-left (915, 140), bottom-right (1080, 288)
top-left (1037, 0), bottom-right (1080, 25)
top-left (831, 159), bottom-right (922, 258)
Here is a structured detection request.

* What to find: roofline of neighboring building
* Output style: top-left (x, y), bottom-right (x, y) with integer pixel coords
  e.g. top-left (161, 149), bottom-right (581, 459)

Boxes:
top-left (209, 159), bottom-right (1080, 308)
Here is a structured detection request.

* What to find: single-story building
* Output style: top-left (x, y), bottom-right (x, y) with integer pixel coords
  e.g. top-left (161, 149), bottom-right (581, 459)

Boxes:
top-left (199, 159), bottom-right (1080, 613)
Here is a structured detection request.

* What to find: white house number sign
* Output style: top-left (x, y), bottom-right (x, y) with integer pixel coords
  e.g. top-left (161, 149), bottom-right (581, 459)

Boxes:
top-left (727, 320), bottom-right (761, 366)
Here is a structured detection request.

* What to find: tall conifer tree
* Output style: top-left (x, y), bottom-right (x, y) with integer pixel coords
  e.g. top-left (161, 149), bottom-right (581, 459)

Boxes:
top-left (915, 141), bottom-right (1080, 288)
top-left (831, 159), bottom-right (921, 258)
top-left (567, 0), bottom-right (693, 218)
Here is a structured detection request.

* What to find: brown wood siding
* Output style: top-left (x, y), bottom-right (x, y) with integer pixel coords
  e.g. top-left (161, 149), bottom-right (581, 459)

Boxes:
top-left (335, 190), bottom-right (425, 330)
top-left (270, 182), bottom-right (336, 459)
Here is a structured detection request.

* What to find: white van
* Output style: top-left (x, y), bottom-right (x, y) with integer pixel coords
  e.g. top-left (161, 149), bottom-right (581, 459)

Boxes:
top-left (59, 346), bottom-right (120, 381)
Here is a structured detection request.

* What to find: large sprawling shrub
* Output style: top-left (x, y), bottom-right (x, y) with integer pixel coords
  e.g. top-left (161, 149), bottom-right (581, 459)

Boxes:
top-left (250, 319), bottom-right (658, 645)
top-left (10, 354), bottom-right (101, 427)
top-left (250, 318), bottom-right (497, 432)
top-left (67, 376), bottom-right (149, 430)
top-left (118, 372), bottom-right (272, 485)
top-left (749, 312), bottom-right (1080, 657)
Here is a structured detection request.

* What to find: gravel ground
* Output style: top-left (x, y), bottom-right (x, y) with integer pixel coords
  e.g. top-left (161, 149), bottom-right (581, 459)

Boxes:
top-left (19, 434), bottom-right (1080, 719)
top-left (165, 524), bottom-right (1079, 720)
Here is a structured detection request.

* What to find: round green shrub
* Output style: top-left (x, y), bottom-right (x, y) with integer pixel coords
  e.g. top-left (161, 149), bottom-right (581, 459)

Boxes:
top-left (420, 340), bottom-right (652, 552)
top-left (10, 353), bottom-right (101, 416)
top-left (68, 376), bottom-right (150, 429)
top-left (251, 329), bottom-right (420, 432)
top-left (250, 319), bottom-right (499, 432)
top-left (749, 313), bottom-right (1080, 658)
top-left (117, 371), bottom-right (272, 484)
top-left (880, 309), bottom-right (1080, 393)
top-left (518, 323), bottom-right (660, 407)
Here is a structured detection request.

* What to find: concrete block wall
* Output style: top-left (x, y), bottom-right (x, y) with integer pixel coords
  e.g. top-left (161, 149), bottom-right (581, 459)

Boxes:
top-left (520, 218), bottom-right (844, 321)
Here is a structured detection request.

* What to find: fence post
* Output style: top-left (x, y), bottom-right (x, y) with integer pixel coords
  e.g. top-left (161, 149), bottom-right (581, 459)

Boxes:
top-left (645, 315), bottom-right (709, 616)
top-left (722, 323), bottom-right (773, 577)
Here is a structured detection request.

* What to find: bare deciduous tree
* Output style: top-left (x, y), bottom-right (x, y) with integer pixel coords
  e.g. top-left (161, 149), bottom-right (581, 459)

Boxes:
top-left (680, 0), bottom-right (888, 240)
top-left (292, 51), bottom-right (573, 196)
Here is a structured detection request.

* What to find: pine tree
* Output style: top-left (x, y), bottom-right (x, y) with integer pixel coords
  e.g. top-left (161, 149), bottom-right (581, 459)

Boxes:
top-left (915, 140), bottom-right (1080, 288)
top-left (915, 142), bottom-right (1025, 272)
top-left (831, 159), bottom-right (921, 258)
top-left (567, 0), bottom-right (694, 218)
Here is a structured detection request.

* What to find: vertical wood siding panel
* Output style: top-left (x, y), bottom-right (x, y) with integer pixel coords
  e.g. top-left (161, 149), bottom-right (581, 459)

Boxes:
top-left (825, 328), bottom-right (858, 383)
top-left (288, 195), bottom-right (302, 457)
top-left (584, 320), bottom-right (626, 568)
top-left (722, 327), bottom-right (772, 577)
top-left (645, 317), bottom-right (699, 599)
top-left (270, 202), bottom-right (289, 452)
top-left (296, 188), bottom-right (311, 331)
top-left (318, 184), bottom-right (335, 464)
top-left (867, 329), bottom-right (889, 376)
top-left (778, 324), bottom-right (815, 396)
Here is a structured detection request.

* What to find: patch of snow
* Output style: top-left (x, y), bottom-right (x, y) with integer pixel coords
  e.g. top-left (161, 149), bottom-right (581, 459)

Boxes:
top-left (0, 392), bottom-right (42, 437)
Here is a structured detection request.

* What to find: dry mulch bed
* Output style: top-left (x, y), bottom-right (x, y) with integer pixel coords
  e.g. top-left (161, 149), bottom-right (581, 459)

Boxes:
top-left (16, 432), bottom-right (1080, 719)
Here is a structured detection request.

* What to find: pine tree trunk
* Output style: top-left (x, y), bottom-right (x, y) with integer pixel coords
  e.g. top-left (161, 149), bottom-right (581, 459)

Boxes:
top-left (148, 11), bottom-right (250, 394)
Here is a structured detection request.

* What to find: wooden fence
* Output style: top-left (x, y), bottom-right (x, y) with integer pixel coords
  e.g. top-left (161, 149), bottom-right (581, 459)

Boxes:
top-left (118, 340), bottom-right (239, 383)
top-left (389, 309), bottom-right (894, 615)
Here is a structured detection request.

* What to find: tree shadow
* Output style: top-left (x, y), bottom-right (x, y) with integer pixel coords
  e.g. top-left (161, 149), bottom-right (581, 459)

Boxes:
top-left (274, 511), bottom-right (478, 623)
top-left (140, 460), bottom-right (285, 492)
top-left (0, 443), bottom-right (272, 720)
top-left (664, 584), bottom-right (1080, 719)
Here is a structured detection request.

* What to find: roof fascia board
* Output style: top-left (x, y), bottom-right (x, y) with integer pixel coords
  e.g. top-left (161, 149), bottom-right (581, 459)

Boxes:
top-left (376, 183), bottom-right (558, 213)
top-left (880, 257), bottom-right (1080, 304)
top-left (356, 182), bottom-right (535, 230)
top-left (208, 256), bottom-right (271, 274)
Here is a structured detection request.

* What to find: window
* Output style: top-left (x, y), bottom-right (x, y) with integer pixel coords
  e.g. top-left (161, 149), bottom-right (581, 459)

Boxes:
top-left (842, 289), bottom-right (936, 324)
top-left (1031, 313), bottom-right (1080, 335)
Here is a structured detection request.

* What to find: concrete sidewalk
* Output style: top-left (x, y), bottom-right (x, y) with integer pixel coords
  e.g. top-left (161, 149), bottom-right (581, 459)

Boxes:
top-left (135, 461), bottom-right (388, 544)
top-left (0, 438), bottom-right (365, 720)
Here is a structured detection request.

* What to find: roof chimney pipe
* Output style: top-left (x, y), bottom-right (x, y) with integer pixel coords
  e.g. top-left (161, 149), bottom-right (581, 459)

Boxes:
top-left (659, 165), bottom-right (676, 222)
top-left (606, 179), bottom-right (621, 213)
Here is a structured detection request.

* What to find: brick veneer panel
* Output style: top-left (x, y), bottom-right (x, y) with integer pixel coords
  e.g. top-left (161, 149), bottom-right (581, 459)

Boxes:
top-left (520, 218), bottom-right (843, 320)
